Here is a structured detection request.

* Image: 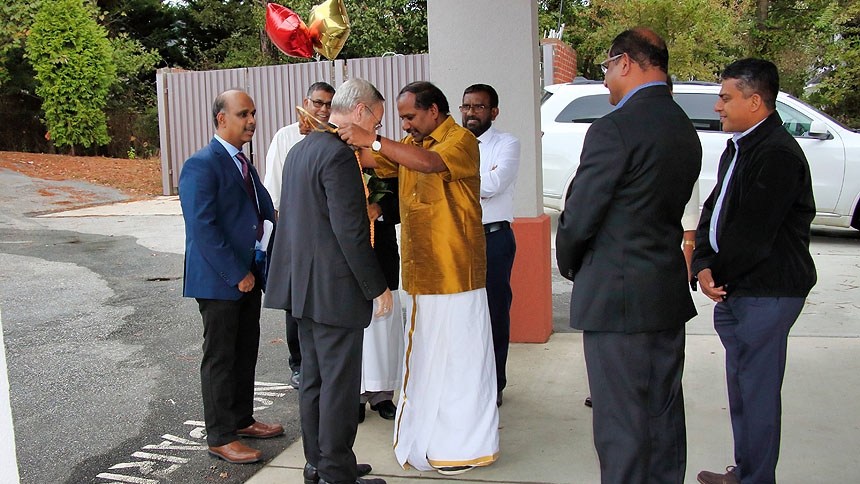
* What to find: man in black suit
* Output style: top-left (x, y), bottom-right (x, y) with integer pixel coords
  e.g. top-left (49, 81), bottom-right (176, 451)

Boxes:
top-left (264, 78), bottom-right (392, 484)
top-left (179, 89), bottom-right (283, 464)
top-left (555, 28), bottom-right (701, 484)
top-left (693, 59), bottom-right (816, 484)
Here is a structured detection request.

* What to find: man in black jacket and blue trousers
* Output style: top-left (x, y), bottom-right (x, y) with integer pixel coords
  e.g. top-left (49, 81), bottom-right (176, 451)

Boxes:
top-left (692, 58), bottom-right (817, 484)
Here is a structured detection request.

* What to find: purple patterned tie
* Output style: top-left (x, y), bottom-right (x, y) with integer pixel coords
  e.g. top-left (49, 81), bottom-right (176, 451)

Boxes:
top-left (236, 152), bottom-right (263, 241)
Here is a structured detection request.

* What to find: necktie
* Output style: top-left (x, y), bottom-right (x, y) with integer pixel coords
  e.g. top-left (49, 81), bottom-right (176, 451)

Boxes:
top-left (236, 152), bottom-right (264, 241)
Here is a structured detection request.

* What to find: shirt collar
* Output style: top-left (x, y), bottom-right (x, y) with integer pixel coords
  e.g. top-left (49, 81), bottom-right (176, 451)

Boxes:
top-left (731, 117), bottom-right (768, 147)
top-left (420, 115), bottom-right (456, 147)
top-left (214, 133), bottom-right (241, 158)
top-left (615, 81), bottom-right (667, 109)
top-left (476, 125), bottom-right (498, 144)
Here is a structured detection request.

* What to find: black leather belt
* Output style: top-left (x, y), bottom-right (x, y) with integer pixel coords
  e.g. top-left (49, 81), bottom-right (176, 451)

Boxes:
top-left (484, 221), bottom-right (510, 234)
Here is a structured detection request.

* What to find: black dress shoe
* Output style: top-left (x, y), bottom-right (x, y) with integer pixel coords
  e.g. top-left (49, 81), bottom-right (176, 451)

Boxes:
top-left (303, 463), bottom-right (373, 484)
top-left (370, 400), bottom-right (396, 420)
top-left (584, 396), bottom-right (592, 408)
top-left (358, 403), bottom-right (366, 423)
top-left (496, 390), bottom-right (503, 407)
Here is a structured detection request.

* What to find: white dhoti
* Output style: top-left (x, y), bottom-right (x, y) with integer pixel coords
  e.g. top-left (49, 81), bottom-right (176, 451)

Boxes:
top-left (360, 289), bottom-right (404, 395)
top-left (393, 288), bottom-right (499, 471)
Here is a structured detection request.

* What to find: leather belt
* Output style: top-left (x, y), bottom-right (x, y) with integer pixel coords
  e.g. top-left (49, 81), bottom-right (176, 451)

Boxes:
top-left (483, 221), bottom-right (510, 234)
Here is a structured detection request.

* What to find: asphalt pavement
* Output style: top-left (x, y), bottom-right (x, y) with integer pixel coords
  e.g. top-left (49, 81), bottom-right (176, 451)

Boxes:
top-left (0, 169), bottom-right (297, 484)
top-left (2, 167), bottom-right (859, 483)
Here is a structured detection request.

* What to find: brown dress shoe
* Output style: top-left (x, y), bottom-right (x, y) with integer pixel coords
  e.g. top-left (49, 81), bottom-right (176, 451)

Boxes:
top-left (237, 421), bottom-right (284, 439)
top-left (697, 466), bottom-right (739, 484)
top-left (208, 441), bottom-right (261, 464)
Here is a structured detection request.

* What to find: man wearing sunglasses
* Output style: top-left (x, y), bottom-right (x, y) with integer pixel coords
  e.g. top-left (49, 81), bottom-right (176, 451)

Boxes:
top-left (556, 28), bottom-right (701, 484)
top-left (263, 81), bottom-right (335, 391)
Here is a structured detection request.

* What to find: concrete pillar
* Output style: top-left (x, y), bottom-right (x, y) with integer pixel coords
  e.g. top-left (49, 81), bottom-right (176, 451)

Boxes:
top-left (1, 310), bottom-right (22, 483)
top-left (428, 0), bottom-right (552, 342)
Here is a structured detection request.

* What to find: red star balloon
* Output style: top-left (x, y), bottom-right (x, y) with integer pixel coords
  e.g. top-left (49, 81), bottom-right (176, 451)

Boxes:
top-left (265, 3), bottom-right (314, 58)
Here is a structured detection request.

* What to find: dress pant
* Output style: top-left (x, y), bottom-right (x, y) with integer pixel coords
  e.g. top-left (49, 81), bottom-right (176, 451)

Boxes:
top-left (197, 289), bottom-right (262, 447)
top-left (485, 226), bottom-right (516, 391)
top-left (714, 296), bottom-right (805, 484)
top-left (297, 317), bottom-right (364, 484)
top-left (286, 312), bottom-right (302, 372)
top-left (583, 326), bottom-right (687, 484)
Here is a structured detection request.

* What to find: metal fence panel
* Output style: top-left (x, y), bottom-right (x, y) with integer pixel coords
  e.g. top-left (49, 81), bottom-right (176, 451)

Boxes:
top-left (157, 54), bottom-right (430, 195)
top-left (248, 61), bottom-right (333, 167)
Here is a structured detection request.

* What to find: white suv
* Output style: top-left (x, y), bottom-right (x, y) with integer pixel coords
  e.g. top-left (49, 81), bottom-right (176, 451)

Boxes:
top-left (541, 79), bottom-right (860, 230)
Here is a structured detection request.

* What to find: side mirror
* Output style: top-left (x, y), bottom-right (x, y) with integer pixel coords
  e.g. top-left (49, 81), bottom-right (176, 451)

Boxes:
top-left (808, 120), bottom-right (832, 140)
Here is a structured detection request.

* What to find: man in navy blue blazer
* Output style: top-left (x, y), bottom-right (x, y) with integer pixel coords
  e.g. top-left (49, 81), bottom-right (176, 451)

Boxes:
top-left (179, 89), bottom-right (282, 464)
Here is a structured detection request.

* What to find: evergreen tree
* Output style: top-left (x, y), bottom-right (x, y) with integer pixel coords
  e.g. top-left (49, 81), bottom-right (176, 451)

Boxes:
top-left (26, 0), bottom-right (117, 153)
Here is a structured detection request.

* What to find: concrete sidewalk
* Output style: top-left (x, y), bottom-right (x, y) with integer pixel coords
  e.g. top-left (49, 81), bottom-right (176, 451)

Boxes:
top-left (243, 211), bottom-right (860, 484)
top-left (41, 196), bottom-right (860, 484)
top-left (245, 329), bottom-right (860, 484)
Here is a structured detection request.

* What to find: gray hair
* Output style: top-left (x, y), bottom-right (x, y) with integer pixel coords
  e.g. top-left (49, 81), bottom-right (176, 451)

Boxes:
top-left (331, 79), bottom-right (384, 114)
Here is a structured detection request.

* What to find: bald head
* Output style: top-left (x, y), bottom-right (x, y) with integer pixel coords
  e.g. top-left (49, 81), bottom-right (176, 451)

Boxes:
top-left (609, 27), bottom-right (669, 74)
top-left (212, 89), bottom-right (256, 149)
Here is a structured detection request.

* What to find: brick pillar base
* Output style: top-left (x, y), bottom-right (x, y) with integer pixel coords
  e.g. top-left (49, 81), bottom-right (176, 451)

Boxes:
top-left (509, 214), bottom-right (553, 343)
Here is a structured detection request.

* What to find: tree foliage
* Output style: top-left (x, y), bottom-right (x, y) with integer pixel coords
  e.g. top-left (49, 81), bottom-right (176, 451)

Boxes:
top-left (539, 0), bottom-right (748, 81)
top-left (97, 0), bottom-right (185, 69)
top-left (6, 0), bottom-right (860, 155)
top-left (26, 0), bottom-right (117, 153)
top-left (538, 0), bottom-right (860, 126)
top-left (109, 33), bottom-right (161, 109)
top-left (0, 0), bottom-right (42, 92)
top-left (805, 1), bottom-right (860, 128)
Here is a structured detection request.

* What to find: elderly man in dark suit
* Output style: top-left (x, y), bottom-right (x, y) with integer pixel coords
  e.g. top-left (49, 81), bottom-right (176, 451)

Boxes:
top-left (179, 89), bottom-right (283, 465)
top-left (555, 28), bottom-right (701, 484)
top-left (265, 78), bottom-right (392, 484)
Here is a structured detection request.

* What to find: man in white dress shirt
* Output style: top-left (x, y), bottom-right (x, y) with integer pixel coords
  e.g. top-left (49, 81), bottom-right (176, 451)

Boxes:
top-left (263, 81), bottom-right (335, 389)
top-left (460, 83), bottom-right (520, 407)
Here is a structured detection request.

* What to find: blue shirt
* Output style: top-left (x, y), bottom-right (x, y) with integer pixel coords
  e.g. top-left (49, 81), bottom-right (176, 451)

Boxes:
top-left (614, 81), bottom-right (667, 110)
top-left (213, 134), bottom-right (245, 175)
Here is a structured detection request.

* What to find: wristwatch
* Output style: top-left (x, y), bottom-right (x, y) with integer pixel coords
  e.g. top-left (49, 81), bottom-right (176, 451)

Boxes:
top-left (371, 134), bottom-right (382, 152)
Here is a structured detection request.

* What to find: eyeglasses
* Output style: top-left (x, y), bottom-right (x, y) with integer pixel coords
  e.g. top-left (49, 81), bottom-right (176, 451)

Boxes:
top-left (459, 104), bottom-right (489, 113)
top-left (365, 106), bottom-right (383, 130)
top-left (599, 53), bottom-right (624, 74)
top-left (309, 99), bottom-right (332, 109)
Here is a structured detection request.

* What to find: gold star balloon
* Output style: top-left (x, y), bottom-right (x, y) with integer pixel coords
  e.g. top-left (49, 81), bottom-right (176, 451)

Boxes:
top-left (308, 0), bottom-right (351, 60)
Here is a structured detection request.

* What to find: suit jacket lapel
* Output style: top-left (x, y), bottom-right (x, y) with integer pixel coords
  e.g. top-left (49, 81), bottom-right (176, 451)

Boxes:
top-left (210, 138), bottom-right (248, 190)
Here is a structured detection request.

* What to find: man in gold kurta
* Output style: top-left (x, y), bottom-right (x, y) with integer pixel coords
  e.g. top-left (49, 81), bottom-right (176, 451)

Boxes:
top-left (338, 81), bottom-right (499, 476)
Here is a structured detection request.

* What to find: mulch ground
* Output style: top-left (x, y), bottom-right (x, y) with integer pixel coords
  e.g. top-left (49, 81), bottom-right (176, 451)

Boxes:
top-left (0, 151), bottom-right (163, 199)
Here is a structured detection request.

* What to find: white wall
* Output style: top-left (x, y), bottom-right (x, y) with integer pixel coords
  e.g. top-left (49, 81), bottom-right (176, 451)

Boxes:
top-left (427, 0), bottom-right (544, 217)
